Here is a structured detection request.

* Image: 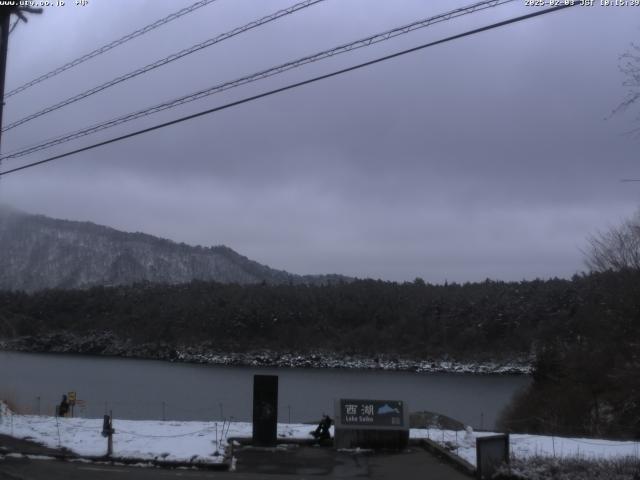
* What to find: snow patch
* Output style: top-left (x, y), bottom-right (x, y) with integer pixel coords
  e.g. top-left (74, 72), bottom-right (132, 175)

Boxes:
top-left (411, 428), bottom-right (640, 467)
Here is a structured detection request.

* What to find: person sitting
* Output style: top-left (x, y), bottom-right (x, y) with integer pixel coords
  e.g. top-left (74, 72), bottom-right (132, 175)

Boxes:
top-left (311, 414), bottom-right (332, 440)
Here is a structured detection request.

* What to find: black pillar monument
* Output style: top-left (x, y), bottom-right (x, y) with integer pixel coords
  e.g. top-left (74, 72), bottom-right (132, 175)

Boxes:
top-left (252, 374), bottom-right (278, 446)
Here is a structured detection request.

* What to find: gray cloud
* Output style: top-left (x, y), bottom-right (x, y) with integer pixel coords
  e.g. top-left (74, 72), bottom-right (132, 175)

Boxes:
top-left (0, 0), bottom-right (638, 282)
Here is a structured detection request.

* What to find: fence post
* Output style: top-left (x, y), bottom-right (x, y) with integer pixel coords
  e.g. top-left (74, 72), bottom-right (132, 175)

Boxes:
top-left (54, 412), bottom-right (61, 448)
top-left (108, 428), bottom-right (113, 456)
top-left (455, 430), bottom-right (458, 455)
top-left (102, 411), bottom-right (114, 457)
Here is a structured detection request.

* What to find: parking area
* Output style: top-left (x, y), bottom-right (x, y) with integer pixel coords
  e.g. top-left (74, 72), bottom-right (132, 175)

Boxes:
top-left (233, 444), bottom-right (471, 479)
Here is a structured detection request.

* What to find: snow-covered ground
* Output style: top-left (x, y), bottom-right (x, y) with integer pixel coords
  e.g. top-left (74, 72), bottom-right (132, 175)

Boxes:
top-left (412, 428), bottom-right (640, 467)
top-left (0, 403), bottom-right (315, 464)
top-left (2, 403), bottom-right (639, 467)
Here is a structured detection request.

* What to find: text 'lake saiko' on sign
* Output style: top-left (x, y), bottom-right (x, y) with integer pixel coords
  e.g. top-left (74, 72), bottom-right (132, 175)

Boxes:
top-left (340, 399), bottom-right (404, 427)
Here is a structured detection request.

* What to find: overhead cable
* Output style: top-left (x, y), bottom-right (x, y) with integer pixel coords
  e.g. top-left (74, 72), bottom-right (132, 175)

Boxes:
top-left (0, 4), bottom-right (578, 178)
top-left (1, 0), bottom-right (515, 160)
top-left (5, 0), bottom-right (220, 99)
top-left (2, 0), bottom-right (326, 132)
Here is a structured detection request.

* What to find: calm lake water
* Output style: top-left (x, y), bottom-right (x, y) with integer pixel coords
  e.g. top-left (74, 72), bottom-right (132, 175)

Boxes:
top-left (0, 351), bottom-right (530, 428)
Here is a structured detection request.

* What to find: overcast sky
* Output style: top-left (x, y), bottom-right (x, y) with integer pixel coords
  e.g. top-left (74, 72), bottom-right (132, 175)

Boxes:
top-left (0, 0), bottom-right (638, 282)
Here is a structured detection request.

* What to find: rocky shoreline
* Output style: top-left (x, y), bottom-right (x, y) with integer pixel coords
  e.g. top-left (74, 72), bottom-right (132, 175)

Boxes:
top-left (0, 331), bottom-right (532, 375)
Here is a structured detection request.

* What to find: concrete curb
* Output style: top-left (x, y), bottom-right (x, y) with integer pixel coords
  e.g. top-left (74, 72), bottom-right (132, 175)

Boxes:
top-left (228, 436), bottom-right (332, 447)
top-left (227, 435), bottom-right (333, 460)
top-left (418, 438), bottom-right (476, 477)
top-left (84, 455), bottom-right (231, 470)
top-left (0, 448), bottom-right (72, 462)
top-left (0, 448), bottom-right (230, 471)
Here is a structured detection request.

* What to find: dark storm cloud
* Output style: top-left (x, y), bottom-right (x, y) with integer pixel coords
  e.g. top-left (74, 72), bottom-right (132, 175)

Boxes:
top-left (0, 0), bottom-right (638, 282)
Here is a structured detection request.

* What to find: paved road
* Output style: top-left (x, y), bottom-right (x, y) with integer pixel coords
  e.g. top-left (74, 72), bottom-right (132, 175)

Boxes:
top-left (0, 457), bottom-right (224, 479)
top-left (0, 447), bottom-right (471, 479)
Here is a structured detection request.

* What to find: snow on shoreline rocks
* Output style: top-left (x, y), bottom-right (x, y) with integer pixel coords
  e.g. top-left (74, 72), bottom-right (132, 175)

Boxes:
top-left (173, 350), bottom-right (532, 374)
top-left (0, 332), bottom-right (532, 375)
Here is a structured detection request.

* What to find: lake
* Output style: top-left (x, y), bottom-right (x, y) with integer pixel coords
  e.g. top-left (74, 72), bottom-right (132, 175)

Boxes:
top-left (0, 351), bottom-right (530, 428)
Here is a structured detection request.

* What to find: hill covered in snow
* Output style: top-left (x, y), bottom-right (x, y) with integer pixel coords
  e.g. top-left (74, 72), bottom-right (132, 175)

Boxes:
top-left (0, 205), bottom-right (348, 292)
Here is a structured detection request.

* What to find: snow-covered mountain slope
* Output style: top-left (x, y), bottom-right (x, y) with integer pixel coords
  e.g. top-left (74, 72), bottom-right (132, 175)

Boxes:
top-left (0, 205), bottom-right (347, 292)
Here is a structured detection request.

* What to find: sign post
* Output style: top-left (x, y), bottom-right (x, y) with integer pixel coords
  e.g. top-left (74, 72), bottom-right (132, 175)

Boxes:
top-left (67, 391), bottom-right (76, 418)
top-left (334, 398), bottom-right (409, 450)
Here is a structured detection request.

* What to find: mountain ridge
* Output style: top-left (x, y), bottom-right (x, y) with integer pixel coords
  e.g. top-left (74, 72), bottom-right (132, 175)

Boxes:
top-left (0, 205), bottom-right (350, 292)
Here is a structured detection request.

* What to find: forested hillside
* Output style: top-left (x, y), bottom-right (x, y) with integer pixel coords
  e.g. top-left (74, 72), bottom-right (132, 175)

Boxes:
top-left (0, 271), bottom-right (636, 361)
top-left (499, 269), bottom-right (640, 439)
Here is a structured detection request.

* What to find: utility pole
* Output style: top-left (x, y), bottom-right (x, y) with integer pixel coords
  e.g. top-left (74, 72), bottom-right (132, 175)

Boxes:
top-left (0, 9), bottom-right (11, 157)
top-left (0, 5), bottom-right (42, 158)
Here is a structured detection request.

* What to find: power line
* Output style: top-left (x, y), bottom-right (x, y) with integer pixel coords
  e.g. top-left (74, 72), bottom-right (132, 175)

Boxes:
top-left (4, 0), bottom-right (219, 99)
top-left (2, 0), bottom-right (326, 133)
top-left (0, 4), bottom-right (577, 178)
top-left (1, 0), bottom-right (516, 161)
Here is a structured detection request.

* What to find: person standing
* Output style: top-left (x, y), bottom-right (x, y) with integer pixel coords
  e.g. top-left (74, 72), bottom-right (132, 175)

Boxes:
top-left (58, 395), bottom-right (69, 417)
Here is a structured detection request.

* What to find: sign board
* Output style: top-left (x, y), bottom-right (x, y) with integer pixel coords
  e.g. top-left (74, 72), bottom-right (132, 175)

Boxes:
top-left (339, 399), bottom-right (404, 427)
top-left (67, 391), bottom-right (76, 405)
top-left (334, 398), bottom-right (409, 450)
top-left (476, 434), bottom-right (509, 480)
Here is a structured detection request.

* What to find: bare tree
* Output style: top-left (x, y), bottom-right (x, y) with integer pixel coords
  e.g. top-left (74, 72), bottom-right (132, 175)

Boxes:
top-left (612, 43), bottom-right (640, 125)
top-left (585, 210), bottom-right (640, 272)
